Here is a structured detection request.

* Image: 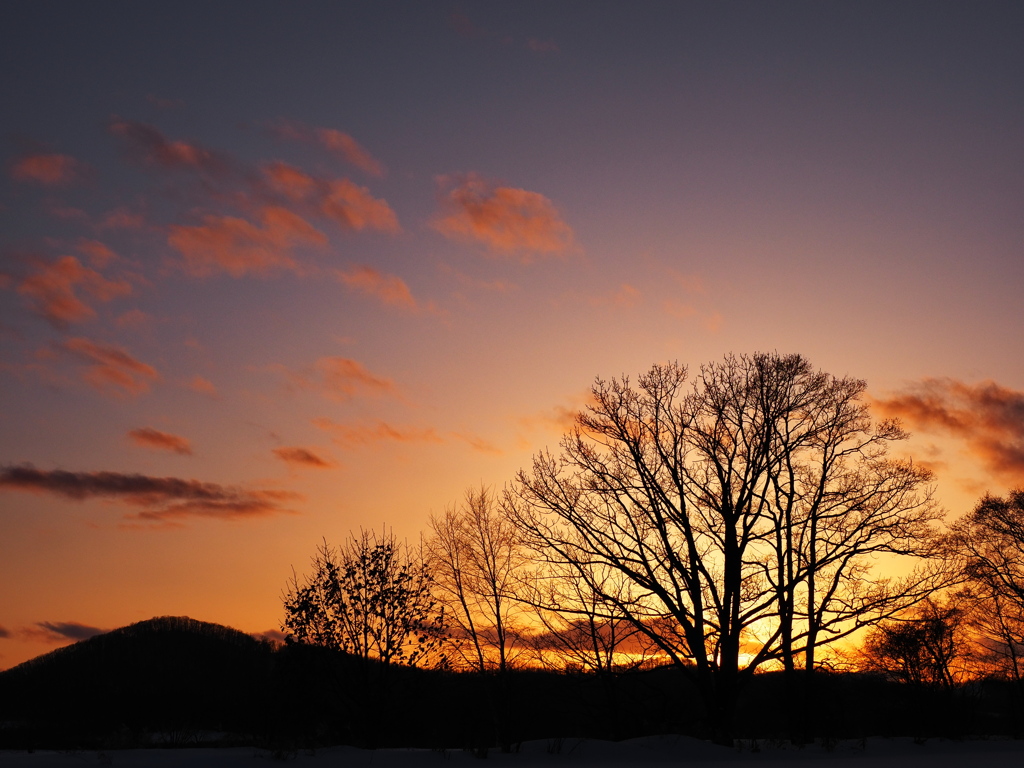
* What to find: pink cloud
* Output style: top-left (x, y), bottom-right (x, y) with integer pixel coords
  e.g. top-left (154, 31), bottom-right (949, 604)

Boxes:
top-left (59, 337), bottom-right (159, 396)
top-left (272, 446), bottom-right (336, 469)
top-left (127, 427), bottom-right (193, 455)
top-left (433, 173), bottom-right (575, 260)
top-left (18, 256), bottom-right (132, 328)
top-left (100, 208), bottom-right (147, 230)
top-left (335, 265), bottom-right (441, 315)
top-left (109, 118), bottom-right (229, 175)
top-left (271, 120), bottom-right (385, 177)
top-left (262, 162), bottom-right (398, 232)
top-left (76, 239), bottom-right (118, 268)
top-left (168, 205), bottom-right (326, 277)
top-left (589, 283), bottom-right (641, 309)
top-left (314, 418), bottom-right (443, 448)
top-left (314, 128), bottom-right (385, 177)
top-left (10, 153), bottom-right (83, 186)
top-left (186, 375), bottom-right (218, 397)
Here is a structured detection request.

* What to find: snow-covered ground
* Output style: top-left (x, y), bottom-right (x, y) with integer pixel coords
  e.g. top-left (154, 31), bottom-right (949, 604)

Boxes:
top-left (3, 737), bottom-right (1024, 768)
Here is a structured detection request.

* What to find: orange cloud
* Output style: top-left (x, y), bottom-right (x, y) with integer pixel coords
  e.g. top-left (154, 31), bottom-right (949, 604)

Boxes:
top-left (76, 239), bottom-right (118, 268)
top-left (451, 432), bottom-right (502, 455)
top-left (873, 378), bottom-right (1024, 485)
top-left (335, 265), bottom-right (441, 315)
top-left (168, 206), bottom-right (326, 277)
top-left (262, 162), bottom-right (398, 232)
top-left (433, 173), bottom-right (575, 259)
top-left (127, 427), bottom-right (193, 455)
top-left (100, 208), bottom-right (146, 230)
top-left (186, 375), bottom-right (218, 397)
top-left (18, 256), bottom-right (132, 328)
top-left (589, 283), bottom-right (641, 309)
top-left (272, 446), bottom-right (335, 469)
top-left (308, 357), bottom-right (394, 401)
top-left (60, 337), bottom-right (159, 396)
top-left (314, 418), bottom-right (443, 448)
top-left (109, 118), bottom-right (229, 175)
top-left (0, 464), bottom-right (298, 523)
top-left (315, 128), bottom-right (385, 177)
top-left (10, 153), bottom-right (83, 185)
top-left (271, 121), bottom-right (385, 177)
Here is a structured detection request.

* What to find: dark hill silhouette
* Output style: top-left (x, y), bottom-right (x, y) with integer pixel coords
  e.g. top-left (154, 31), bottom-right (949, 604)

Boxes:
top-left (0, 616), bottom-right (275, 748)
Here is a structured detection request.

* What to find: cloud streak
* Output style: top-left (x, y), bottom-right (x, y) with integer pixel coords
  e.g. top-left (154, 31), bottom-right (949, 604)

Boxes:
top-left (59, 337), bottom-right (159, 396)
top-left (286, 357), bottom-right (396, 402)
top-left (335, 265), bottom-right (441, 315)
top-left (127, 427), bottom-right (193, 455)
top-left (109, 118), bottom-right (230, 175)
top-left (873, 378), bottom-right (1024, 485)
top-left (0, 464), bottom-right (299, 523)
top-left (433, 173), bottom-right (574, 260)
top-left (314, 418), bottom-right (443, 448)
top-left (271, 121), bottom-right (385, 177)
top-left (272, 446), bottom-right (335, 468)
top-left (32, 621), bottom-right (108, 643)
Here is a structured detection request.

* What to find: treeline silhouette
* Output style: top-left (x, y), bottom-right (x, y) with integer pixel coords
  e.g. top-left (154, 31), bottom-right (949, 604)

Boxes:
top-left (1, 615), bottom-right (1022, 752)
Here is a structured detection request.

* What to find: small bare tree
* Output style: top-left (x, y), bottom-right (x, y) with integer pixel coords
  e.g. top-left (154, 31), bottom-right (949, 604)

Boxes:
top-left (428, 485), bottom-right (526, 673)
top-left (282, 529), bottom-right (443, 667)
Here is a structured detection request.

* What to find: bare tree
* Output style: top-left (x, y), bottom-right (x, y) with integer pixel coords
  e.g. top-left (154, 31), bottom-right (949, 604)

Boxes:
top-left (505, 353), bottom-right (947, 744)
top-left (428, 485), bottom-right (526, 673)
top-left (950, 490), bottom-right (1024, 685)
top-left (282, 529), bottom-right (443, 667)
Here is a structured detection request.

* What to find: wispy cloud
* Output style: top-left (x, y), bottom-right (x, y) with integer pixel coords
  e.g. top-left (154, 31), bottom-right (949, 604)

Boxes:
top-left (0, 464), bottom-right (299, 523)
top-left (10, 153), bottom-right (84, 185)
top-left (286, 357), bottom-right (396, 402)
top-left (272, 446), bottom-right (336, 469)
top-left (270, 121), bottom-right (385, 177)
top-left (127, 427), bottom-right (193, 455)
top-left (29, 621), bottom-right (108, 643)
top-left (335, 265), bottom-right (441, 315)
top-left (109, 118), bottom-right (230, 176)
top-left (168, 206), bottom-right (326, 277)
top-left (873, 378), bottom-right (1024, 486)
top-left (262, 162), bottom-right (398, 232)
top-left (18, 256), bottom-right (132, 329)
top-left (589, 283), bottom-right (641, 309)
top-left (59, 337), bottom-right (159, 396)
top-left (314, 418), bottom-right (443, 448)
top-left (76, 239), bottom-right (118, 268)
top-left (185, 375), bottom-right (218, 397)
top-left (433, 173), bottom-right (574, 260)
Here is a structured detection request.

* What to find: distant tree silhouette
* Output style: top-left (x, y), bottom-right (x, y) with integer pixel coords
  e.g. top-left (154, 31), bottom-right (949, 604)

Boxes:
top-left (862, 596), bottom-right (967, 689)
top-left (950, 490), bottom-right (1024, 687)
top-left (505, 353), bottom-right (948, 745)
top-left (427, 486), bottom-right (527, 673)
top-left (282, 530), bottom-right (443, 667)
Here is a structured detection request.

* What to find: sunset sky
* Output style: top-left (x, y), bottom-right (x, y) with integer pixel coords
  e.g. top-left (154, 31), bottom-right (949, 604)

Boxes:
top-left (1, 1), bottom-right (1022, 670)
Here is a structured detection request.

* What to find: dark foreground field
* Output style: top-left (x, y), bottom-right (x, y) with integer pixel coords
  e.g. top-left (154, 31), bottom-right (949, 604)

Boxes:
top-left (1, 617), bottom-right (1022, 752)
